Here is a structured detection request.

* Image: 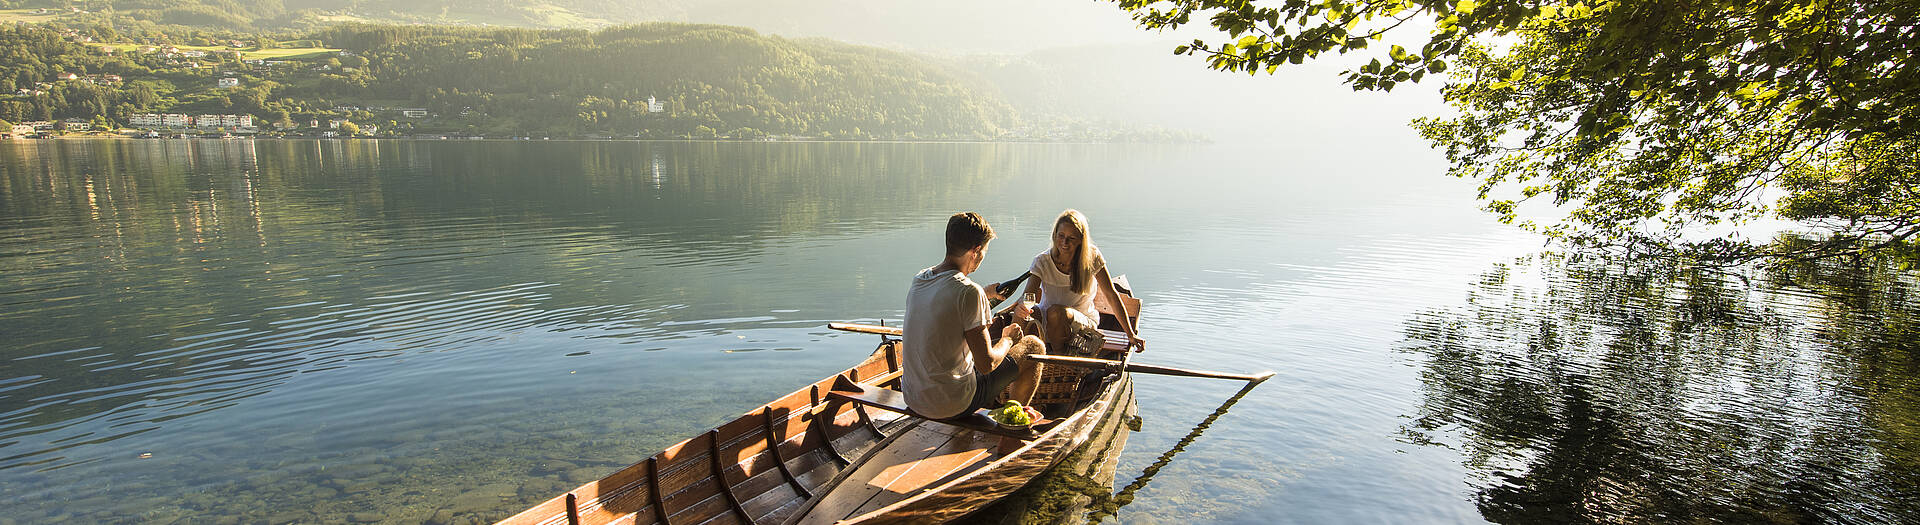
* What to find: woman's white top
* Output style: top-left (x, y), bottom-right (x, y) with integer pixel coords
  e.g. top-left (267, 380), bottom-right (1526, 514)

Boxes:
top-left (1030, 246), bottom-right (1105, 318)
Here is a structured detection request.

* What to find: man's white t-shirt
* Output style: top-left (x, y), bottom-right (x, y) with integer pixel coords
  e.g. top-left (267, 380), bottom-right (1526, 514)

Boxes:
top-left (902, 267), bottom-right (989, 419)
top-left (1030, 246), bottom-right (1106, 318)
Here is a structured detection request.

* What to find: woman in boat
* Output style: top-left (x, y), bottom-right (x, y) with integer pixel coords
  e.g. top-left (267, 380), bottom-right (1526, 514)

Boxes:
top-left (1015, 209), bottom-right (1145, 357)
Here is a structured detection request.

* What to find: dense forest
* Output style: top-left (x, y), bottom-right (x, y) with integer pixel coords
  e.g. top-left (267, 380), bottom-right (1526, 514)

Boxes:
top-left (0, 0), bottom-right (1208, 142)
top-left (309, 24), bottom-right (1018, 139)
top-left (0, 0), bottom-right (683, 31)
top-left (0, 21), bottom-right (1202, 141)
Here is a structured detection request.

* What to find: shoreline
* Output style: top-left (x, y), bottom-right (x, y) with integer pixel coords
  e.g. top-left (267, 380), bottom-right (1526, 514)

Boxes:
top-left (5, 134), bottom-right (1210, 146)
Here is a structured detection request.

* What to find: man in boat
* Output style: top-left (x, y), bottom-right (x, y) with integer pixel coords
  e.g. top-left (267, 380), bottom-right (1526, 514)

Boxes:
top-left (902, 212), bottom-right (1045, 420)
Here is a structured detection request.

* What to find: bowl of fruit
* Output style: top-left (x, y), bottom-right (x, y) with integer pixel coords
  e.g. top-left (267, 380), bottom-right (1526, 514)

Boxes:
top-left (989, 401), bottom-right (1042, 430)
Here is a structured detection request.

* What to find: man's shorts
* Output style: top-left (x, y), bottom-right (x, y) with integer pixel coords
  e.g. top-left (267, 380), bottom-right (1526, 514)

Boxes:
top-left (966, 358), bottom-right (1021, 413)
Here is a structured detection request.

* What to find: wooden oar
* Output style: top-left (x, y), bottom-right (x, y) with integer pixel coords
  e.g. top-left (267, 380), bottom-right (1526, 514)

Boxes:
top-left (1025, 354), bottom-right (1275, 385)
top-left (829, 323), bottom-right (1274, 385)
top-left (828, 322), bottom-right (900, 336)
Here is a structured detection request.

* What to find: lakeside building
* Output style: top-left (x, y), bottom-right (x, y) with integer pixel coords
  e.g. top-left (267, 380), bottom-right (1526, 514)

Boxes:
top-left (7, 124), bottom-right (34, 137)
top-left (218, 78), bottom-right (240, 88)
top-left (195, 114), bottom-right (253, 128)
top-left (59, 119), bottom-right (90, 131)
top-left (647, 96), bottom-right (665, 113)
top-left (129, 114), bottom-right (194, 128)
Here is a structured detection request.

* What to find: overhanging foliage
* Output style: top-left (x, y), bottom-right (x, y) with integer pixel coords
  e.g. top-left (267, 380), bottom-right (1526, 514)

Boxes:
top-left (1113, 0), bottom-right (1920, 262)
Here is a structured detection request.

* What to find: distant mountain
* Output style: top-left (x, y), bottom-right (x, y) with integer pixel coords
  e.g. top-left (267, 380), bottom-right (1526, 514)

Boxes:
top-left (23, 0), bottom-right (686, 31)
top-left (32, 0), bottom-right (1159, 53)
top-left (7, 1), bottom-right (1241, 141)
top-left (312, 23), bottom-right (1021, 139)
top-left (0, 23), bottom-right (1029, 140)
top-left (678, 0), bottom-right (1157, 54)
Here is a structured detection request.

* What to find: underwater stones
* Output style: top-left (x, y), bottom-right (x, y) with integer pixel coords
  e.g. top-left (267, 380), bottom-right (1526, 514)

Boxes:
top-left (326, 477), bottom-right (379, 495)
top-left (446, 482), bottom-right (517, 516)
top-left (346, 511), bottom-right (384, 522)
top-left (424, 509), bottom-right (455, 525)
top-left (563, 467), bottom-right (602, 483)
top-left (266, 509), bottom-right (313, 524)
top-left (534, 459), bottom-right (579, 475)
top-left (327, 463), bottom-right (390, 478)
top-left (516, 480), bottom-right (566, 503)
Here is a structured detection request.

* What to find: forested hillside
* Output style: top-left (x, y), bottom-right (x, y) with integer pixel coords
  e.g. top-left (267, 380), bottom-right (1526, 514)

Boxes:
top-left (312, 24), bottom-right (1017, 139)
top-left (0, 0), bottom-right (687, 30)
top-left (0, 23), bottom-right (1037, 139)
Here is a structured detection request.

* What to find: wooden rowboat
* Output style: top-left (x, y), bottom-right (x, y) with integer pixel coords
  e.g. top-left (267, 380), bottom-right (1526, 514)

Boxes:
top-left (498, 287), bottom-right (1144, 525)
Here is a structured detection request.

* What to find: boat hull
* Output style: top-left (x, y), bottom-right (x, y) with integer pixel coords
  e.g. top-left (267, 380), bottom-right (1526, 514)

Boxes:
top-left (831, 374), bottom-right (1135, 524)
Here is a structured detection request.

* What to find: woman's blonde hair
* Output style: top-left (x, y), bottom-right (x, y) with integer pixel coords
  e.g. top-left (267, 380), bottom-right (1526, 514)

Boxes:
top-left (1054, 209), bottom-right (1095, 294)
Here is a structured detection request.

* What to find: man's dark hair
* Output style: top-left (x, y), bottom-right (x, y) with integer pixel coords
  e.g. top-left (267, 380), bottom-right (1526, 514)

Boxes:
top-left (945, 212), bottom-right (995, 256)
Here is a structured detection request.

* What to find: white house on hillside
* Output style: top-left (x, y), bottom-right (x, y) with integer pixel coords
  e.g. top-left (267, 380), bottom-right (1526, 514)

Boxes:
top-left (194, 114), bottom-right (253, 128)
top-left (130, 113), bottom-right (192, 128)
top-left (218, 77), bottom-right (240, 88)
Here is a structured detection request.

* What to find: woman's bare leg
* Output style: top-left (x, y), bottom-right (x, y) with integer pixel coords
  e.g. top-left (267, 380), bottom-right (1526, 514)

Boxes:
top-left (1043, 304), bottom-right (1071, 357)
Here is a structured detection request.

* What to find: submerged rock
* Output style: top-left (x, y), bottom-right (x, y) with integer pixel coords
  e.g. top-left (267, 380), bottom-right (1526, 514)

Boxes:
top-left (563, 467), bottom-right (602, 483)
top-left (446, 483), bottom-right (517, 516)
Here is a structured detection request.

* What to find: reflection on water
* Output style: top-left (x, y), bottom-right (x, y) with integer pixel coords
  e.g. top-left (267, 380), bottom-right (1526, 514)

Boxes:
top-left (4, 138), bottom-right (1917, 524)
top-left (1083, 378), bottom-right (1264, 523)
top-left (1, 139), bottom-right (1063, 523)
top-left (1398, 254), bottom-right (1920, 523)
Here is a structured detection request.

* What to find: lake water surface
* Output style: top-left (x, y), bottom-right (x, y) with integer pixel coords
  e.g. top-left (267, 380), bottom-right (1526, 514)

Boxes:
top-left (1, 139), bottom-right (1915, 524)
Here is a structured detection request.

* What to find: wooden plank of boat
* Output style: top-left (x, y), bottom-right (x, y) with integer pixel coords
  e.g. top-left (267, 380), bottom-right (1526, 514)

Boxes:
top-left (498, 287), bottom-right (1142, 525)
top-left (496, 343), bottom-right (914, 525)
top-left (781, 370), bottom-right (1131, 525)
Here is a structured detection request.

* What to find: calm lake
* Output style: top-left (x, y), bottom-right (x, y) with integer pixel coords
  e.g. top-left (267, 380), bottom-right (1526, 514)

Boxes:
top-left (2, 138), bottom-right (1916, 524)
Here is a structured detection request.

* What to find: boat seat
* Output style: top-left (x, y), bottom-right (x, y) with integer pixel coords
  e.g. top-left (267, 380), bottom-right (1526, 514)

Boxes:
top-left (826, 376), bottom-right (1050, 440)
